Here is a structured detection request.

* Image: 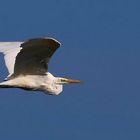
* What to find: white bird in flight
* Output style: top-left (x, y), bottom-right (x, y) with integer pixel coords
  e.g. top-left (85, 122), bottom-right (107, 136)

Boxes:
top-left (0, 38), bottom-right (80, 95)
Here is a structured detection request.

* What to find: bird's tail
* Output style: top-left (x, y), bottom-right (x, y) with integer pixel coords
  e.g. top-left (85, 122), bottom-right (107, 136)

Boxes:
top-left (0, 81), bottom-right (14, 88)
top-left (0, 84), bottom-right (12, 88)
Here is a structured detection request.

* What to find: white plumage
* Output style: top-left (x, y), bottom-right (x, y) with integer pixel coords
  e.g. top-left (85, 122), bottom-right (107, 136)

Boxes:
top-left (0, 38), bottom-right (80, 95)
top-left (0, 42), bottom-right (22, 77)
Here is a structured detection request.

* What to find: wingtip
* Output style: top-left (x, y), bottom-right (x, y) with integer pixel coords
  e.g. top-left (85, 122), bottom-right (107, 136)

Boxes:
top-left (44, 37), bottom-right (61, 46)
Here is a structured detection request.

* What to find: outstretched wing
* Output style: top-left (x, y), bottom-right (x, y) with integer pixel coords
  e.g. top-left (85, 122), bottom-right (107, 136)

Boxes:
top-left (13, 38), bottom-right (61, 76)
top-left (0, 42), bottom-right (22, 78)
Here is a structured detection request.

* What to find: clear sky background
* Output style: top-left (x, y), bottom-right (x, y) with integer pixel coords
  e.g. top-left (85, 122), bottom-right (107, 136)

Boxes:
top-left (0, 0), bottom-right (140, 139)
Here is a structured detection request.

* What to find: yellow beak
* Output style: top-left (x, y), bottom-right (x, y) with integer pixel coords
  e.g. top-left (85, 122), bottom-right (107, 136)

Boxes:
top-left (64, 79), bottom-right (81, 83)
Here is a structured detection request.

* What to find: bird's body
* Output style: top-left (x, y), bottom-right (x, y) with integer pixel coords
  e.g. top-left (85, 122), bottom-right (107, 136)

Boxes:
top-left (0, 38), bottom-right (80, 95)
top-left (0, 72), bottom-right (63, 95)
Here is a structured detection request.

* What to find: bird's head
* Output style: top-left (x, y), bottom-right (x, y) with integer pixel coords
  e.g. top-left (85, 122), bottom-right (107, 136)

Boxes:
top-left (44, 73), bottom-right (81, 95)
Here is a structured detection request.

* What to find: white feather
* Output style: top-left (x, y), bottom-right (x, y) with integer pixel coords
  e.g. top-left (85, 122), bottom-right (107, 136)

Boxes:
top-left (0, 42), bottom-right (22, 77)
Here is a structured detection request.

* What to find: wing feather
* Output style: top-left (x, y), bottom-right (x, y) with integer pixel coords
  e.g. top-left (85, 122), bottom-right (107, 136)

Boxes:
top-left (13, 38), bottom-right (61, 76)
top-left (0, 42), bottom-right (22, 78)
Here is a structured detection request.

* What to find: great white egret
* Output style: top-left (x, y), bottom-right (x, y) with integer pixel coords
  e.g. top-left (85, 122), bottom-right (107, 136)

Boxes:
top-left (0, 38), bottom-right (80, 95)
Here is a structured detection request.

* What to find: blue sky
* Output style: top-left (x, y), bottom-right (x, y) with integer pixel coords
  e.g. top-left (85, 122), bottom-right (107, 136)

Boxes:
top-left (0, 0), bottom-right (140, 139)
